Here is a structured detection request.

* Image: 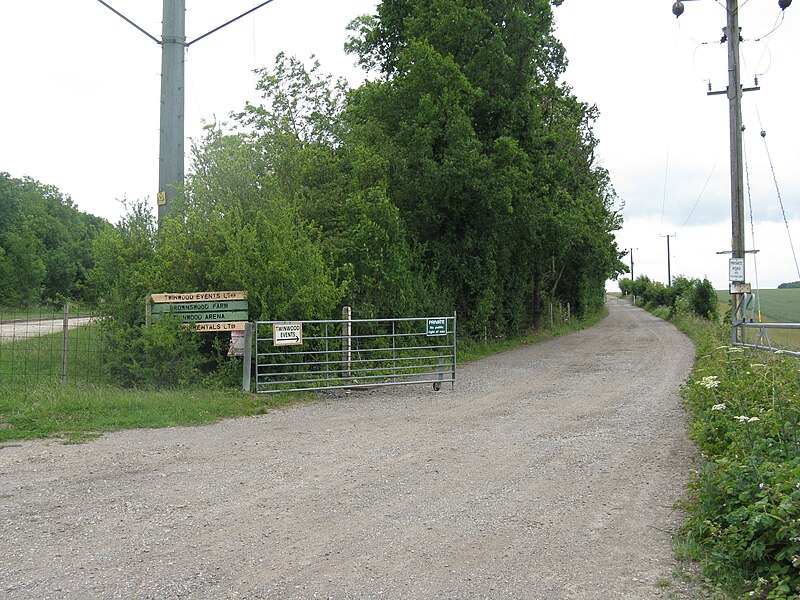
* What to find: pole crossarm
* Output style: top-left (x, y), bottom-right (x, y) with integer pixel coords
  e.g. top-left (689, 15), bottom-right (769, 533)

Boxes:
top-left (96, 0), bottom-right (161, 45)
top-left (187, 0), bottom-right (277, 47)
top-left (98, 0), bottom-right (280, 225)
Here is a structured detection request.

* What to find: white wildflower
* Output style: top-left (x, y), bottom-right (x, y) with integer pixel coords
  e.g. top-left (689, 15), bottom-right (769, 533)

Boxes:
top-left (699, 376), bottom-right (720, 389)
top-left (734, 415), bottom-right (760, 423)
top-left (711, 403), bottom-right (727, 411)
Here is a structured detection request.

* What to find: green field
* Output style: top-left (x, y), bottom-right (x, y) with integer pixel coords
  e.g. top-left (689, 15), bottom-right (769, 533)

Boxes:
top-left (716, 288), bottom-right (800, 351)
top-left (716, 288), bottom-right (800, 322)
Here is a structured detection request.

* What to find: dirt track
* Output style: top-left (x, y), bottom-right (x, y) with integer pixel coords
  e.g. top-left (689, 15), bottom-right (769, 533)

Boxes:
top-left (0, 299), bottom-right (698, 599)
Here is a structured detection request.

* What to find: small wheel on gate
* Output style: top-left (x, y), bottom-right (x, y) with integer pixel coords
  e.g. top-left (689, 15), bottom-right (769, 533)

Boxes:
top-left (433, 381), bottom-right (441, 391)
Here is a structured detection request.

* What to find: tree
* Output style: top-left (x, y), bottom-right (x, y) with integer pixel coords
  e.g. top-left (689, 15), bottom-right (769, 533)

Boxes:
top-left (0, 172), bottom-right (108, 306)
top-left (344, 0), bottom-right (624, 334)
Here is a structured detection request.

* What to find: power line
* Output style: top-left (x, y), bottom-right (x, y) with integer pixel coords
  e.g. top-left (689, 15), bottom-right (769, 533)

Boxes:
top-left (758, 123), bottom-right (800, 280)
top-left (187, 0), bottom-right (276, 48)
top-left (679, 153), bottom-right (719, 229)
top-left (742, 136), bottom-right (763, 320)
top-left (96, 0), bottom-right (279, 223)
top-left (96, 0), bottom-right (160, 45)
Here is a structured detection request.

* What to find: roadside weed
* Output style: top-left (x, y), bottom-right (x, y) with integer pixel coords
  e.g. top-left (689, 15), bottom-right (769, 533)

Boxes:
top-left (677, 322), bottom-right (800, 599)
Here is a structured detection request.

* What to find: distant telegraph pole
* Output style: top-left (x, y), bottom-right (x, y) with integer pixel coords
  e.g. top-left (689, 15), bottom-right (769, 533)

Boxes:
top-left (97, 0), bottom-right (277, 225)
top-left (627, 247), bottom-right (637, 281)
top-left (661, 234), bottom-right (676, 286)
top-left (671, 0), bottom-right (792, 343)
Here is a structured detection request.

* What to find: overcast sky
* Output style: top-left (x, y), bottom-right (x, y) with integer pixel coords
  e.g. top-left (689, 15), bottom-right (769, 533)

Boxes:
top-left (1, 1), bottom-right (797, 290)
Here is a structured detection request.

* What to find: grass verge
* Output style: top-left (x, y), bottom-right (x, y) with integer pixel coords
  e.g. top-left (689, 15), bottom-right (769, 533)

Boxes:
top-left (663, 311), bottom-right (800, 599)
top-left (0, 382), bottom-right (315, 444)
top-left (0, 309), bottom-right (605, 444)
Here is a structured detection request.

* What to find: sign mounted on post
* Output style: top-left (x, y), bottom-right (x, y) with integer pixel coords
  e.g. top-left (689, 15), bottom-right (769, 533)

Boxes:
top-left (426, 318), bottom-right (447, 336)
top-left (149, 291), bottom-right (248, 331)
top-left (729, 258), bottom-right (745, 283)
top-left (273, 322), bottom-right (303, 346)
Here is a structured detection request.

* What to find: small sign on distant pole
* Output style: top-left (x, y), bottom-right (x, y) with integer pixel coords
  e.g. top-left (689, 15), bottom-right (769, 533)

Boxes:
top-left (729, 258), bottom-right (745, 283)
top-left (273, 322), bottom-right (303, 346)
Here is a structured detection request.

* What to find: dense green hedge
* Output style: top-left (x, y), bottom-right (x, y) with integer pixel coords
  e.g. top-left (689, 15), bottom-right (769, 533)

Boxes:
top-left (619, 275), bottom-right (718, 321)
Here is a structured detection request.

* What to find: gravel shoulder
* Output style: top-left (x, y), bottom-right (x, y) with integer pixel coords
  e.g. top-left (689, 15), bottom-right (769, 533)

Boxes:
top-left (0, 299), bottom-right (699, 599)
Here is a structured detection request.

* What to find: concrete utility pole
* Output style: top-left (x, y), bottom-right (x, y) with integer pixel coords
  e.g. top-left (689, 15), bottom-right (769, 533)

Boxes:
top-left (157, 0), bottom-right (186, 222)
top-left (97, 0), bottom-right (277, 225)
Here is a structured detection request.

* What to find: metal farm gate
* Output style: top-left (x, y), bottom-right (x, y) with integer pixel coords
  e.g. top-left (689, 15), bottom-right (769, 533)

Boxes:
top-left (254, 315), bottom-right (456, 393)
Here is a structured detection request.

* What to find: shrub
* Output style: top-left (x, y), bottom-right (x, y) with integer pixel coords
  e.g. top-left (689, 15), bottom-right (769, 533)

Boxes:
top-left (680, 332), bottom-right (800, 598)
top-left (99, 317), bottom-right (204, 388)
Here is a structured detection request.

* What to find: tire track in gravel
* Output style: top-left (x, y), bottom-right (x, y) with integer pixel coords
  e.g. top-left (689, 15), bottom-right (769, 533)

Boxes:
top-left (0, 299), bottom-right (700, 599)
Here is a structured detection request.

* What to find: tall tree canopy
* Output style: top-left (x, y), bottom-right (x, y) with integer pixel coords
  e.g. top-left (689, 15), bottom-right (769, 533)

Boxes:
top-left (0, 172), bottom-right (108, 306)
top-left (343, 0), bottom-right (625, 334)
top-left (91, 0), bottom-right (625, 343)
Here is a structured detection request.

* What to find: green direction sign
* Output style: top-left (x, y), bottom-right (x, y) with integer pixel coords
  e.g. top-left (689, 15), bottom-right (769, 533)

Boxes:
top-left (426, 318), bottom-right (447, 336)
top-left (151, 300), bottom-right (248, 314)
top-left (153, 309), bottom-right (249, 323)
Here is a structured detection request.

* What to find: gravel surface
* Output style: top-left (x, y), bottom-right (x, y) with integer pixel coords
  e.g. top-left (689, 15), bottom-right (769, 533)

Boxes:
top-left (0, 299), bottom-right (700, 599)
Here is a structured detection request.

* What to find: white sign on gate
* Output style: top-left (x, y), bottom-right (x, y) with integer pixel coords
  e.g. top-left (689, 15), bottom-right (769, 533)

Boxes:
top-left (273, 322), bottom-right (303, 346)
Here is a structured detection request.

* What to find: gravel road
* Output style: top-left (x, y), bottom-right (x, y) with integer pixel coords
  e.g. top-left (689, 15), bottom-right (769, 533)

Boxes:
top-left (0, 299), bottom-right (698, 599)
top-left (0, 317), bottom-right (94, 342)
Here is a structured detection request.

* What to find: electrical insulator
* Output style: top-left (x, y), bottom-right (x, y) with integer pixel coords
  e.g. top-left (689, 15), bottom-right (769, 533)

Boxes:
top-left (779, 0), bottom-right (792, 10)
top-left (672, 1), bottom-right (685, 17)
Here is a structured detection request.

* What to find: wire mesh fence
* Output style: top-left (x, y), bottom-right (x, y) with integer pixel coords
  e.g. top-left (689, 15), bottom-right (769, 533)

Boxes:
top-left (0, 303), bottom-right (104, 385)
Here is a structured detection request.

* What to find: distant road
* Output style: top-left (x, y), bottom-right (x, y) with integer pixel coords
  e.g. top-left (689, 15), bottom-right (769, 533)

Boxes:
top-left (0, 317), bottom-right (93, 342)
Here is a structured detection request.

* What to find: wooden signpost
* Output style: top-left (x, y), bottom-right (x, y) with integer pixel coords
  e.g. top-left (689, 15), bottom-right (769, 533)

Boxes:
top-left (147, 290), bottom-right (253, 391)
top-left (147, 291), bottom-right (248, 331)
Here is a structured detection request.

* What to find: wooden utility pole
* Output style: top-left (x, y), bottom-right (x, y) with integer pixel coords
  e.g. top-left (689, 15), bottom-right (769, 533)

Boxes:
top-left (661, 234), bottom-right (676, 286)
top-left (673, 0), bottom-right (782, 344)
top-left (628, 248), bottom-right (636, 281)
top-left (725, 0), bottom-right (747, 343)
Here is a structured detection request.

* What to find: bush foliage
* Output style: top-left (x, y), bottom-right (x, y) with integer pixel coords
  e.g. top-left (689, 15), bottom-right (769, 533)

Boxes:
top-left (0, 172), bottom-right (109, 307)
top-left (676, 319), bottom-right (800, 598)
top-left (0, 1), bottom-right (628, 386)
top-left (85, 1), bottom-right (626, 386)
top-left (619, 274), bottom-right (718, 321)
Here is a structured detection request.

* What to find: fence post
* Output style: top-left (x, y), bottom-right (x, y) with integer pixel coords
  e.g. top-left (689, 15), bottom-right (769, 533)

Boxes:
top-left (61, 301), bottom-right (69, 384)
top-left (242, 322), bottom-right (253, 392)
top-left (342, 306), bottom-right (352, 378)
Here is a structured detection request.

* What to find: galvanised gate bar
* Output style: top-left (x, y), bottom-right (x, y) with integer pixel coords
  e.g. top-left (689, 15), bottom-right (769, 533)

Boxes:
top-left (254, 315), bottom-right (456, 394)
